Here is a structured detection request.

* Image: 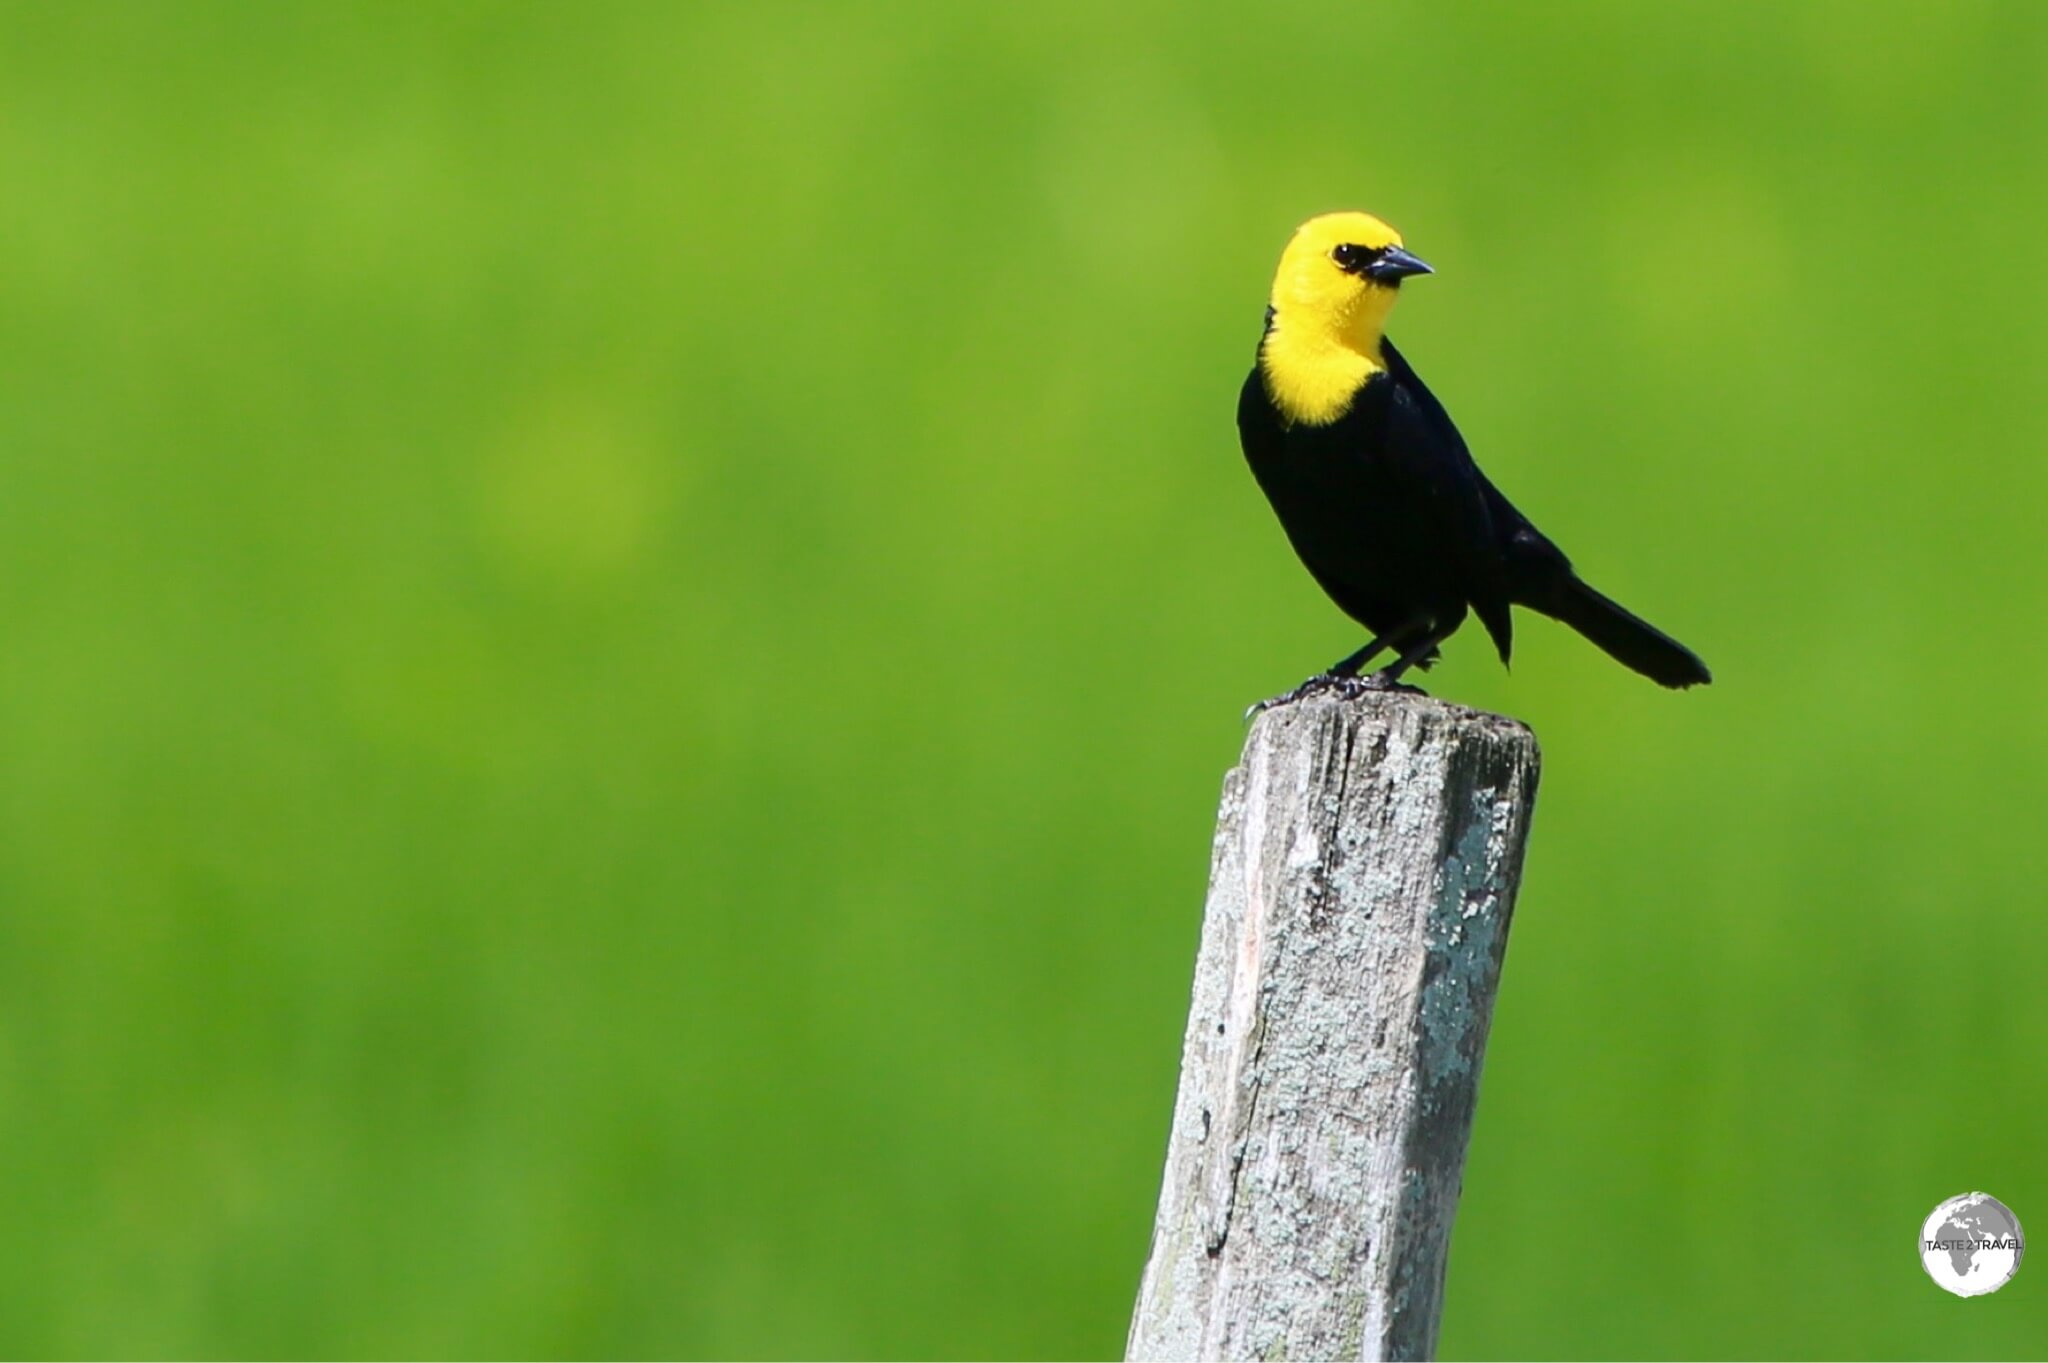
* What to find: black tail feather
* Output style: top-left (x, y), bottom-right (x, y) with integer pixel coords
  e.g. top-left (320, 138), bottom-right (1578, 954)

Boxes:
top-left (1539, 577), bottom-right (1711, 689)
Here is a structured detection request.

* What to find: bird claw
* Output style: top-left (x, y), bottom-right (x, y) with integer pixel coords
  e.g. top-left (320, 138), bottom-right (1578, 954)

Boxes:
top-left (1245, 670), bottom-right (1426, 721)
top-left (1360, 670), bottom-right (1429, 695)
top-left (1245, 677), bottom-right (1329, 722)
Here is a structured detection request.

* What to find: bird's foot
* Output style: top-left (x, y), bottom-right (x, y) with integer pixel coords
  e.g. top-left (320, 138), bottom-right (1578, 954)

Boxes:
top-left (1363, 668), bottom-right (1429, 695)
top-left (1246, 673), bottom-right (1338, 720)
top-left (1246, 671), bottom-right (1420, 721)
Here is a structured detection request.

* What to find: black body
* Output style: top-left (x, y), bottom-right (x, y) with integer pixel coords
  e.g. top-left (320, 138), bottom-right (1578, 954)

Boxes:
top-left (1238, 338), bottom-right (1710, 688)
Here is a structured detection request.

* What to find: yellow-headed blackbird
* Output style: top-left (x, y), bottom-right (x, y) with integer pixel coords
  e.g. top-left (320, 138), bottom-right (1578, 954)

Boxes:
top-left (1241, 211), bottom-right (1710, 691)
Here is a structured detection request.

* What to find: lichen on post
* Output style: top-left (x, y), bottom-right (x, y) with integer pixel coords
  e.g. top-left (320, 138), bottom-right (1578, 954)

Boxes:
top-left (1127, 689), bottom-right (1541, 1363)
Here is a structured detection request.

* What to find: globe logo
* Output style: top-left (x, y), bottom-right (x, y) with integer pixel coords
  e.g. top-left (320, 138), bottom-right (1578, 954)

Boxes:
top-left (1920, 1193), bottom-right (2024, 1297)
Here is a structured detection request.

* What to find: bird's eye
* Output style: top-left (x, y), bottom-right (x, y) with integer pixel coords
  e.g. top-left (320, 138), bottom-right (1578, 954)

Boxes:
top-left (1332, 243), bottom-right (1376, 273)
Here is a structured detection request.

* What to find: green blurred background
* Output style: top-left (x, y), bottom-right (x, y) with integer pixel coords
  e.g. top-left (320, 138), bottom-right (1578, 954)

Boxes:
top-left (2, 1), bottom-right (2044, 1357)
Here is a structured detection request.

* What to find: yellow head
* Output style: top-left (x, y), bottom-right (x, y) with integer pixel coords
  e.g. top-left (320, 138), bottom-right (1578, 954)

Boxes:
top-left (1259, 211), bottom-right (1433, 425)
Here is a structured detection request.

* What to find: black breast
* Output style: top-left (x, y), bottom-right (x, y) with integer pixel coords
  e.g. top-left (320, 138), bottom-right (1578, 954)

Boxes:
top-left (1237, 362), bottom-right (1493, 639)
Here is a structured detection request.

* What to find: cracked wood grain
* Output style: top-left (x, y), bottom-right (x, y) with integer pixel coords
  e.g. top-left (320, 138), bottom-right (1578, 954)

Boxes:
top-left (1127, 691), bottom-right (1540, 1363)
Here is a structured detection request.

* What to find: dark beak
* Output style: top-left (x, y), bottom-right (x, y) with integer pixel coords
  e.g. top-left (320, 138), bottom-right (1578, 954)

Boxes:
top-left (1366, 246), bottom-right (1433, 283)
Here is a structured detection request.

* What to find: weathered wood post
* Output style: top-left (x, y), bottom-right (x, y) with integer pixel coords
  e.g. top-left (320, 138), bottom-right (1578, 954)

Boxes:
top-left (1128, 689), bottom-right (1540, 1363)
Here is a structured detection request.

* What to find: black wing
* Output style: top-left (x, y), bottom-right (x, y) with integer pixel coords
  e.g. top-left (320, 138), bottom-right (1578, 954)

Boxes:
top-left (1384, 339), bottom-right (1580, 608)
top-left (1378, 339), bottom-right (1518, 661)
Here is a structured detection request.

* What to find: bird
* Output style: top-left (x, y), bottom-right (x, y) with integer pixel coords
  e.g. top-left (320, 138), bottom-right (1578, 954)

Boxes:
top-left (1239, 210), bottom-right (1711, 697)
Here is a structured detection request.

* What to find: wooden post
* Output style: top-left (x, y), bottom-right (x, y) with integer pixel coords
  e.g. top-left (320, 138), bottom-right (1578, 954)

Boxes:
top-left (1127, 689), bottom-right (1540, 1363)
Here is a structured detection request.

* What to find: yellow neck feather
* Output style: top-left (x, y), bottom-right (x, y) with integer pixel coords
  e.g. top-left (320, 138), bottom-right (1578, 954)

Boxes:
top-left (1257, 311), bottom-right (1386, 427)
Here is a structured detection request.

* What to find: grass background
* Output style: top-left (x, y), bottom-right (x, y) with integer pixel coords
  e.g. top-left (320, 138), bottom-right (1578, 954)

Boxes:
top-left (2, 0), bottom-right (2045, 1356)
